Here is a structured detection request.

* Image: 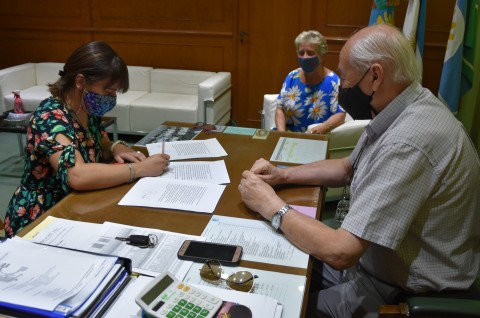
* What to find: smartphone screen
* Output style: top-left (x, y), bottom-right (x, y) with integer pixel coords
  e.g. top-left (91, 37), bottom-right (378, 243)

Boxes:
top-left (177, 240), bottom-right (242, 265)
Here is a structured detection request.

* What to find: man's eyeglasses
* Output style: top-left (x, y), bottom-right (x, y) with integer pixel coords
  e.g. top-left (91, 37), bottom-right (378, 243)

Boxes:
top-left (194, 122), bottom-right (217, 134)
top-left (199, 260), bottom-right (258, 292)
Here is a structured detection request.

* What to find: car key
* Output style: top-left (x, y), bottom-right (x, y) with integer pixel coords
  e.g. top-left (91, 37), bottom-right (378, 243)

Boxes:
top-left (115, 234), bottom-right (156, 248)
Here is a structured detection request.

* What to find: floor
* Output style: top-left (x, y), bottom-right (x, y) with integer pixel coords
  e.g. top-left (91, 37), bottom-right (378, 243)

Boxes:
top-left (0, 131), bottom-right (339, 236)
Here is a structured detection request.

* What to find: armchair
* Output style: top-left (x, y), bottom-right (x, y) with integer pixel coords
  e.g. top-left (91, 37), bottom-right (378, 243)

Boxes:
top-left (378, 277), bottom-right (480, 317)
top-left (320, 217), bottom-right (480, 318)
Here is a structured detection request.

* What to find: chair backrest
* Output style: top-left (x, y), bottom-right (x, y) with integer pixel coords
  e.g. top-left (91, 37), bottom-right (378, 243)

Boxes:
top-left (262, 93), bottom-right (278, 130)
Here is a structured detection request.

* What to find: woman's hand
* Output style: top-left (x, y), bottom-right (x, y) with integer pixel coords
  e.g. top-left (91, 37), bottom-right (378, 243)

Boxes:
top-left (307, 123), bottom-right (330, 134)
top-left (135, 154), bottom-right (171, 177)
top-left (112, 144), bottom-right (146, 163)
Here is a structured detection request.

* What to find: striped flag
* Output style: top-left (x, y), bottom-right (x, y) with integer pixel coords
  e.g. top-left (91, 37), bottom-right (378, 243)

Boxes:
top-left (369, 0), bottom-right (401, 25)
top-left (402, 0), bottom-right (427, 82)
top-left (438, 0), bottom-right (473, 114)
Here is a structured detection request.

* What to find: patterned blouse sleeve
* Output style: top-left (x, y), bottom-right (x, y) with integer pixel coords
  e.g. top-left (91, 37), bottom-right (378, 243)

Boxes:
top-left (33, 108), bottom-right (77, 192)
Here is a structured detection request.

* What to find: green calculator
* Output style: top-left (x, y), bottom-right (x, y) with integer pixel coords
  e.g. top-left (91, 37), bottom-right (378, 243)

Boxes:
top-left (135, 272), bottom-right (222, 318)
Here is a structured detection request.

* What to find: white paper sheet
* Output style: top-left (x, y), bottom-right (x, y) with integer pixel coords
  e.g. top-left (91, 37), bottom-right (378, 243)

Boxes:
top-left (184, 262), bottom-right (305, 318)
top-left (270, 137), bottom-right (327, 164)
top-left (27, 217), bottom-right (204, 278)
top-left (118, 177), bottom-right (226, 213)
top-left (146, 138), bottom-right (228, 160)
top-left (202, 215), bottom-right (309, 268)
top-left (161, 160), bottom-right (230, 184)
top-left (103, 275), bottom-right (153, 318)
top-left (0, 237), bottom-right (118, 313)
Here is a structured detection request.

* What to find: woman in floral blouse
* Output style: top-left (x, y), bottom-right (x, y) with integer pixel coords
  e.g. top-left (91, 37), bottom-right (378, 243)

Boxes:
top-left (275, 30), bottom-right (346, 134)
top-left (4, 41), bottom-right (170, 237)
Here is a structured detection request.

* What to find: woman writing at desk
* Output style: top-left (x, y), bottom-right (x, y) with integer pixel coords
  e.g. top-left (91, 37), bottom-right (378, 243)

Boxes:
top-left (4, 41), bottom-right (170, 237)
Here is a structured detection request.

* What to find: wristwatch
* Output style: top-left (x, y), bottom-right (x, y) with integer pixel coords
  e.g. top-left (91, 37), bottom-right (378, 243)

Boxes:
top-left (271, 204), bottom-right (292, 231)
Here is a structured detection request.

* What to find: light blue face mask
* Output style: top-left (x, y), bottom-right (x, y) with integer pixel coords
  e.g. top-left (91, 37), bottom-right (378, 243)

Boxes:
top-left (83, 90), bottom-right (117, 116)
top-left (298, 56), bottom-right (320, 73)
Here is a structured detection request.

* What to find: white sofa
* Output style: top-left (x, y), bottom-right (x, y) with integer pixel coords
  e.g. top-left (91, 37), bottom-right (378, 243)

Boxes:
top-left (262, 93), bottom-right (370, 201)
top-left (0, 63), bottom-right (231, 134)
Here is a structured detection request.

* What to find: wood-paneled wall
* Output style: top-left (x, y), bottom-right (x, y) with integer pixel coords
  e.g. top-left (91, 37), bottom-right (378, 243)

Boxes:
top-left (0, 0), bottom-right (455, 128)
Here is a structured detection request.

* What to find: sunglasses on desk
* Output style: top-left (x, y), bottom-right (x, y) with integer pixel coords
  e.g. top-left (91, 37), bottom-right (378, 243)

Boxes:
top-left (194, 122), bottom-right (217, 134)
top-left (199, 259), bottom-right (258, 293)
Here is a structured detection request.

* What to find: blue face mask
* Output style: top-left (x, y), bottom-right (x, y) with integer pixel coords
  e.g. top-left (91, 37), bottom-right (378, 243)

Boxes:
top-left (298, 56), bottom-right (320, 73)
top-left (83, 90), bottom-right (116, 116)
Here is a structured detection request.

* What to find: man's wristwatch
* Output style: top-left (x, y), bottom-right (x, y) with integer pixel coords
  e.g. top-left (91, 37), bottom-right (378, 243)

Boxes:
top-left (271, 204), bottom-right (292, 231)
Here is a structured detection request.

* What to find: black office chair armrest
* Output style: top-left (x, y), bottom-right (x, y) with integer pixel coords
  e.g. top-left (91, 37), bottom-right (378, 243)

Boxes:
top-left (406, 297), bottom-right (480, 317)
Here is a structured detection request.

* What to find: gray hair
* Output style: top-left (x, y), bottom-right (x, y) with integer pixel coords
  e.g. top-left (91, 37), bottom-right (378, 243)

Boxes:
top-left (295, 30), bottom-right (328, 56)
top-left (348, 24), bottom-right (420, 83)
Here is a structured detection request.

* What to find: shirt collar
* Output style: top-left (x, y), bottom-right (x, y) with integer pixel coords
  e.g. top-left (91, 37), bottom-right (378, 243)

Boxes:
top-left (365, 81), bottom-right (423, 141)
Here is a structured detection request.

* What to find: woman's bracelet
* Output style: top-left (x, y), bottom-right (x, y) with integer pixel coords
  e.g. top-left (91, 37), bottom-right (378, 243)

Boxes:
top-left (110, 140), bottom-right (129, 154)
top-left (126, 163), bottom-right (136, 183)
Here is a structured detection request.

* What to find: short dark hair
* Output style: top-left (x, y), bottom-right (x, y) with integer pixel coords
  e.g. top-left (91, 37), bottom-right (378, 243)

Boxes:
top-left (49, 41), bottom-right (129, 100)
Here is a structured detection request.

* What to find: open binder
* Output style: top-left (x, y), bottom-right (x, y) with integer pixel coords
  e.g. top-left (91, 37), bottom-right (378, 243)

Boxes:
top-left (0, 238), bottom-right (132, 318)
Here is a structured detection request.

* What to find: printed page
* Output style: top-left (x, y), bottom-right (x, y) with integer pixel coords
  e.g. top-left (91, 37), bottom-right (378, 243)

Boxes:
top-left (146, 138), bottom-right (227, 160)
top-left (28, 217), bottom-right (204, 278)
top-left (161, 160), bottom-right (230, 184)
top-left (184, 262), bottom-right (305, 318)
top-left (103, 275), bottom-right (154, 318)
top-left (270, 137), bottom-right (328, 164)
top-left (0, 237), bottom-right (117, 313)
top-left (201, 215), bottom-right (309, 268)
top-left (118, 177), bottom-right (226, 213)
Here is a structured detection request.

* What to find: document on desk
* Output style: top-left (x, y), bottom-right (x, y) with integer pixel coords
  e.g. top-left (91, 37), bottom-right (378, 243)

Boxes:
top-left (26, 216), bottom-right (204, 278)
top-left (119, 177), bottom-right (225, 213)
top-left (202, 215), bottom-right (309, 268)
top-left (146, 138), bottom-right (228, 160)
top-left (184, 262), bottom-right (306, 318)
top-left (270, 137), bottom-right (328, 164)
top-left (0, 237), bottom-right (119, 316)
top-left (162, 160), bottom-right (230, 184)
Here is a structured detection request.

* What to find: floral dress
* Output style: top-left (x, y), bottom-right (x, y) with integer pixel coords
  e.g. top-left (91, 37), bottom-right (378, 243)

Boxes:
top-left (277, 68), bottom-right (344, 132)
top-left (4, 97), bottom-right (109, 237)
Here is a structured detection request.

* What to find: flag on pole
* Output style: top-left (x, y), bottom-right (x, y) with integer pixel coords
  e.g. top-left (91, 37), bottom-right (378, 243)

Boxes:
top-left (438, 0), bottom-right (473, 114)
top-left (369, 0), bottom-right (401, 25)
top-left (402, 0), bottom-right (427, 82)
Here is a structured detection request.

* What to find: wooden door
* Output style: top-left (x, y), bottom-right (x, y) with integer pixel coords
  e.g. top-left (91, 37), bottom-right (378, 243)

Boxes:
top-left (236, 0), bottom-right (306, 128)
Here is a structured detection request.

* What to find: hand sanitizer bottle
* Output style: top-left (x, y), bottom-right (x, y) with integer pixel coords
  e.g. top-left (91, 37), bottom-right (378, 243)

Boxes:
top-left (13, 90), bottom-right (26, 114)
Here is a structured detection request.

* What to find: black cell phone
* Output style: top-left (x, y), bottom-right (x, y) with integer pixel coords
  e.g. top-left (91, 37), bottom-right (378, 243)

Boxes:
top-left (177, 240), bottom-right (243, 266)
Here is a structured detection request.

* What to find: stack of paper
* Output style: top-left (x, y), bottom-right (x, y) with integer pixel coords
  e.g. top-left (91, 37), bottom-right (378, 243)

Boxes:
top-left (120, 140), bottom-right (230, 214)
top-left (0, 238), bottom-right (130, 318)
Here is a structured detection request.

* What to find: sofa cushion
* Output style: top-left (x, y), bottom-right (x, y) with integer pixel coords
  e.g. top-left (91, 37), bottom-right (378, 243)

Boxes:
top-left (127, 66), bottom-right (152, 91)
top-left (150, 69), bottom-right (215, 94)
top-left (35, 62), bottom-right (63, 86)
top-left (105, 91), bottom-right (148, 132)
top-left (130, 93), bottom-right (198, 133)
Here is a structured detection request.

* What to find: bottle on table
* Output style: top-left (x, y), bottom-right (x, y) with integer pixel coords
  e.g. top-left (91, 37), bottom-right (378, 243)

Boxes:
top-left (13, 90), bottom-right (26, 114)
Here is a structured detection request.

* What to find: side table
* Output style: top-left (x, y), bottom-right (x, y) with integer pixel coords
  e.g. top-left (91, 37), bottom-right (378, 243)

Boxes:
top-left (0, 112), bottom-right (118, 155)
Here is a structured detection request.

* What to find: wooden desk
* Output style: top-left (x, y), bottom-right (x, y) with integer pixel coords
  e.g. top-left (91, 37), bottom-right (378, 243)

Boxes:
top-left (21, 125), bottom-right (328, 317)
